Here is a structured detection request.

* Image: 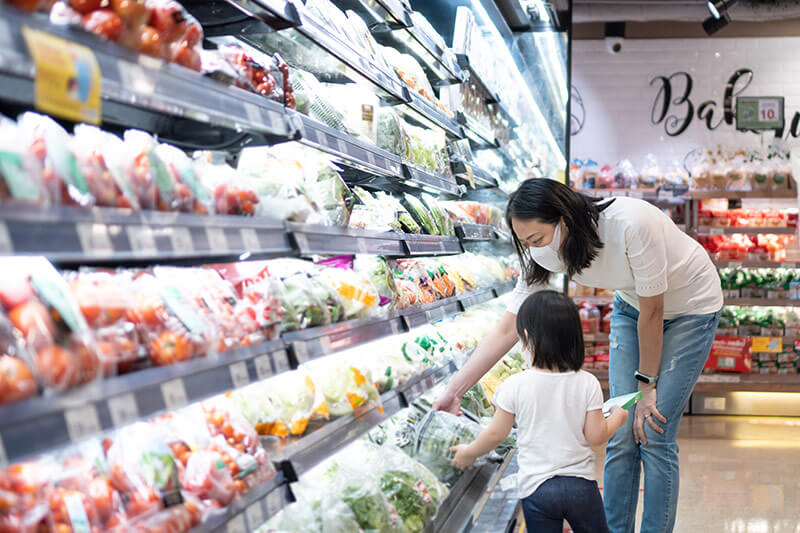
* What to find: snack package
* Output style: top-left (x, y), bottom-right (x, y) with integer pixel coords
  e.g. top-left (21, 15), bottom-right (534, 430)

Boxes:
top-left (72, 124), bottom-right (140, 209)
top-left (18, 112), bottom-right (94, 207)
top-left (0, 116), bottom-right (51, 205)
top-left (66, 269), bottom-right (144, 374)
top-left (0, 257), bottom-right (102, 390)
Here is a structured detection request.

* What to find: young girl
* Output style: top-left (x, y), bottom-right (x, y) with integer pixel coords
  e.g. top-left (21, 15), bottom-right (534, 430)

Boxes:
top-left (451, 291), bottom-right (628, 533)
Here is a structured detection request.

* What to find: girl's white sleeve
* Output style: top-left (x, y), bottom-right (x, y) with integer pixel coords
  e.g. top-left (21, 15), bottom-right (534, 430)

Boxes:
top-left (506, 275), bottom-right (547, 315)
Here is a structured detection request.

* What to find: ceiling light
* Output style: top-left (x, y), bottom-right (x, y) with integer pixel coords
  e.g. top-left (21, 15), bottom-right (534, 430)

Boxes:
top-left (707, 0), bottom-right (737, 19)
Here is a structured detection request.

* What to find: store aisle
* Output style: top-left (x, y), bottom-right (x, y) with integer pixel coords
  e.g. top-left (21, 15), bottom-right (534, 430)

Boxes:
top-left (587, 416), bottom-right (800, 533)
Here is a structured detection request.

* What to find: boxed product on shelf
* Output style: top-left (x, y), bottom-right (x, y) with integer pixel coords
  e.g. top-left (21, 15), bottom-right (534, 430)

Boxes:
top-left (705, 336), bottom-right (752, 373)
top-left (594, 352), bottom-right (609, 370)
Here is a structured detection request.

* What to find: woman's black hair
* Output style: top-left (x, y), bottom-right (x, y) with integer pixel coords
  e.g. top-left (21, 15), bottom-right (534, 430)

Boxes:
top-left (516, 290), bottom-right (584, 372)
top-left (506, 178), bottom-right (612, 286)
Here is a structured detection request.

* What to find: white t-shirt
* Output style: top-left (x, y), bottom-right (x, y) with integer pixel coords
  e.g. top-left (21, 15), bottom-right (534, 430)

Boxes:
top-left (506, 197), bottom-right (723, 319)
top-left (494, 369), bottom-right (604, 499)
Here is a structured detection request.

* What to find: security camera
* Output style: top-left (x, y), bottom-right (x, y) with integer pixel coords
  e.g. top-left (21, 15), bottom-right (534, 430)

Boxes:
top-left (605, 36), bottom-right (623, 54)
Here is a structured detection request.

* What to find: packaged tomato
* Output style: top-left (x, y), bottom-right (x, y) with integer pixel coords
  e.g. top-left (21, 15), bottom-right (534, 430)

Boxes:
top-left (0, 117), bottom-right (51, 206)
top-left (127, 270), bottom-right (219, 366)
top-left (122, 130), bottom-right (179, 212)
top-left (193, 154), bottom-right (259, 216)
top-left (65, 270), bottom-right (144, 375)
top-left (0, 459), bottom-right (54, 532)
top-left (216, 42), bottom-right (291, 106)
top-left (0, 257), bottom-right (103, 391)
top-left (0, 312), bottom-right (37, 406)
top-left (17, 112), bottom-right (94, 207)
top-left (46, 446), bottom-right (110, 533)
top-left (147, 0), bottom-right (203, 70)
top-left (71, 125), bottom-right (140, 209)
top-left (154, 143), bottom-right (214, 215)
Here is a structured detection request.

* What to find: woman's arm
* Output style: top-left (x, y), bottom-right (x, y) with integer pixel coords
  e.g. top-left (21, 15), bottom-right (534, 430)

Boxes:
top-left (433, 311), bottom-right (520, 414)
top-left (451, 408), bottom-right (515, 469)
top-left (635, 293), bottom-right (667, 445)
top-left (583, 406), bottom-right (629, 446)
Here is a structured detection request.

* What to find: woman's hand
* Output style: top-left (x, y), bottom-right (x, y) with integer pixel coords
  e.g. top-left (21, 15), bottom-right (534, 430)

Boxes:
top-left (450, 444), bottom-right (476, 470)
top-left (433, 390), bottom-right (462, 415)
top-left (634, 384), bottom-right (667, 445)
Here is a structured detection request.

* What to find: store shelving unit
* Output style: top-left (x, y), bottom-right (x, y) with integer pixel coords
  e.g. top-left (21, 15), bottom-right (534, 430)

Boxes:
top-left (451, 160), bottom-right (500, 190)
top-left (724, 297), bottom-right (799, 307)
top-left (689, 189), bottom-right (796, 200)
top-left (714, 260), bottom-right (800, 269)
top-left (697, 226), bottom-right (796, 236)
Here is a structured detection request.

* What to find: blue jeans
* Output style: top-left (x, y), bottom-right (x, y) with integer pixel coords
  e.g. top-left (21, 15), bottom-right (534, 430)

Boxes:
top-left (604, 296), bottom-right (720, 533)
top-left (522, 476), bottom-right (609, 533)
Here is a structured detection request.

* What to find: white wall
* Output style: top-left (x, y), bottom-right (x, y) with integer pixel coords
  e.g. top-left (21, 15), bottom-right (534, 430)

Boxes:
top-left (571, 37), bottom-right (800, 167)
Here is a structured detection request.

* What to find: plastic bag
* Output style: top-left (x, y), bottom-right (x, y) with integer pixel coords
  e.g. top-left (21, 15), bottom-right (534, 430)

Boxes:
top-left (123, 130), bottom-right (179, 211)
top-left (193, 153), bottom-right (259, 216)
top-left (242, 370), bottom-right (328, 437)
top-left (411, 411), bottom-right (487, 485)
top-left (402, 194), bottom-right (437, 235)
top-left (307, 356), bottom-right (381, 417)
top-left (216, 43), bottom-right (293, 107)
top-left (0, 116), bottom-right (51, 205)
top-left (290, 69), bottom-right (358, 134)
top-left (315, 256), bottom-right (379, 320)
top-left (640, 154), bottom-right (661, 188)
top-left (377, 109), bottom-right (410, 159)
top-left (354, 255), bottom-right (397, 313)
top-left (0, 459), bottom-right (55, 531)
top-left (155, 143), bottom-right (215, 214)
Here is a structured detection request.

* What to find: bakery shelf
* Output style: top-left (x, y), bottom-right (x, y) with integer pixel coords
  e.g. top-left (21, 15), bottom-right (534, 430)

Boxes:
top-left (725, 298), bottom-right (800, 307)
top-left (295, 113), bottom-right (404, 179)
top-left (0, 338), bottom-right (290, 464)
top-left (451, 160), bottom-right (500, 190)
top-left (715, 260), bottom-right (800, 269)
top-left (190, 470), bottom-right (294, 533)
top-left (0, 205), bottom-right (293, 267)
top-left (0, 5), bottom-right (294, 146)
top-left (402, 161), bottom-right (466, 197)
top-left (697, 226), bottom-right (796, 235)
top-left (689, 189), bottom-right (796, 200)
top-left (455, 223), bottom-right (499, 241)
top-left (289, 223), bottom-right (406, 257)
top-left (264, 360), bottom-right (458, 477)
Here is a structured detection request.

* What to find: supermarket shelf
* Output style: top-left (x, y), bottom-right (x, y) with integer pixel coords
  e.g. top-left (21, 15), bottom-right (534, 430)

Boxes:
top-left (192, 471), bottom-right (293, 533)
top-left (580, 188), bottom-right (688, 202)
top-left (697, 226), bottom-right (796, 235)
top-left (584, 332), bottom-right (610, 342)
top-left (455, 223), bottom-right (499, 241)
top-left (337, 0), bottom-right (412, 30)
top-left (184, 0), bottom-right (301, 34)
top-left (402, 161), bottom-right (465, 197)
top-left (0, 339), bottom-right (290, 464)
top-left (573, 296), bottom-right (614, 305)
top-left (403, 233), bottom-right (463, 255)
top-left (0, 205), bottom-right (293, 266)
top-left (404, 89), bottom-right (465, 139)
top-left (455, 54), bottom-right (500, 105)
top-left (452, 160), bottom-right (500, 190)
top-left (694, 373), bottom-right (800, 393)
top-left (0, 6), bottom-right (294, 146)
top-left (689, 189), bottom-right (796, 200)
top-left (457, 112), bottom-right (499, 149)
top-left (289, 223), bottom-right (406, 256)
top-left (266, 360), bottom-right (457, 477)
top-left (466, 449), bottom-right (518, 533)
top-left (400, 294), bottom-right (464, 329)
top-left (725, 298), bottom-right (800, 307)
top-left (375, 19), bottom-right (464, 85)
top-left (295, 114), bottom-right (404, 179)
top-left (715, 260), bottom-right (800, 269)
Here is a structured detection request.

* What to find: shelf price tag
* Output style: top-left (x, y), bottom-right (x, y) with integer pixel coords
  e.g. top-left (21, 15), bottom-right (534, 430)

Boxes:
top-left (241, 228), bottom-right (261, 251)
top-left (0, 222), bottom-right (11, 253)
top-left (169, 227), bottom-right (194, 254)
top-left (127, 225), bottom-right (158, 255)
top-left (161, 379), bottom-right (188, 410)
top-left (76, 223), bottom-right (113, 258)
top-left (229, 361), bottom-right (250, 388)
top-left (728, 261), bottom-right (743, 268)
top-left (107, 393), bottom-right (139, 428)
top-left (226, 514), bottom-right (247, 533)
top-left (265, 488), bottom-right (283, 517)
top-left (254, 354), bottom-right (272, 380)
top-left (293, 342), bottom-right (310, 364)
top-left (206, 227), bottom-right (228, 251)
top-left (0, 435), bottom-right (7, 467)
top-left (708, 227), bottom-right (724, 236)
top-left (22, 27), bottom-right (101, 124)
top-left (64, 405), bottom-right (102, 443)
top-left (244, 103), bottom-right (262, 126)
top-left (245, 501), bottom-right (265, 529)
top-left (273, 349), bottom-right (291, 373)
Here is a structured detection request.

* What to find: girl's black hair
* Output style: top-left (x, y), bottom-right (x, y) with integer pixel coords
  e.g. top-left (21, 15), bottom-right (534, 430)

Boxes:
top-left (516, 290), bottom-right (584, 372)
top-left (506, 179), bottom-right (612, 286)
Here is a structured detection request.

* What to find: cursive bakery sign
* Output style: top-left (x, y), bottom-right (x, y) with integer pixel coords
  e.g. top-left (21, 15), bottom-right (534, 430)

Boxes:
top-left (650, 69), bottom-right (800, 139)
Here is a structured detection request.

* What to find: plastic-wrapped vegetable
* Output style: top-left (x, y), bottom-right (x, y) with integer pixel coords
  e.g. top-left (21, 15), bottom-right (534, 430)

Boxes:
top-left (0, 459), bottom-right (55, 531)
top-left (193, 153), bottom-right (260, 216)
top-left (354, 255), bottom-right (397, 313)
top-left (377, 109), bottom-right (409, 158)
top-left (155, 143), bottom-right (214, 214)
top-left (290, 69), bottom-right (358, 134)
top-left (0, 311), bottom-right (37, 405)
top-left (402, 194), bottom-right (437, 235)
top-left (307, 357), bottom-right (381, 417)
top-left (0, 116), bottom-right (51, 206)
top-left (411, 411), bottom-right (489, 486)
top-left (71, 124), bottom-right (139, 209)
top-left (315, 256), bottom-right (379, 320)
top-left (123, 129), bottom-right (179, 211)
top-left (460, 383), bottom-right (493, 418)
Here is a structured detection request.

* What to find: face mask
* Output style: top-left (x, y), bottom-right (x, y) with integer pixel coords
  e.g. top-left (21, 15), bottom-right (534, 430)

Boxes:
top-left (527, 221), bottom-right (567, 273)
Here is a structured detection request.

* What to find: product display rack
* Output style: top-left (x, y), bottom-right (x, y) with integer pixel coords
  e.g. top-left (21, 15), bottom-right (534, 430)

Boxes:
top-left (697, 226), bottom-right (796, 236)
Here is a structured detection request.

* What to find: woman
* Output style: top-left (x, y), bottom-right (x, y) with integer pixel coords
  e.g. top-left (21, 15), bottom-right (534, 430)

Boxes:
top-left (434, 178), bottom-right (722, 533)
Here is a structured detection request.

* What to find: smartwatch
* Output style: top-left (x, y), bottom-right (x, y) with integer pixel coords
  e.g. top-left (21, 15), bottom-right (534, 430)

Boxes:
top-left (634, 370), bottom-right (657, 384)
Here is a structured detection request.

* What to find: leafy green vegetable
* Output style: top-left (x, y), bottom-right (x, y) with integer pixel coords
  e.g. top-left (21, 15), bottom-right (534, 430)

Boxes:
top-left (380, 470), bottom-right (437, 533)
top-left (402, 194), bottom-right (437, 235)
top-left (342, 485), bottom-right (395, 532)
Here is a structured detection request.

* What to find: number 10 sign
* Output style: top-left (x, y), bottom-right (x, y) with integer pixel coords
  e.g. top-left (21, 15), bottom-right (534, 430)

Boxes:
top-left (736, 96), bottom-right (784, 130)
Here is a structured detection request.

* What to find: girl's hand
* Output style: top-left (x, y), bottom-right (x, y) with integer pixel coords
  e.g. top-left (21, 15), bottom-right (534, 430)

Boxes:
top-left (634, 384), bottom-right (667, 445)
top-left (450, 445), bottom-right (476, 470)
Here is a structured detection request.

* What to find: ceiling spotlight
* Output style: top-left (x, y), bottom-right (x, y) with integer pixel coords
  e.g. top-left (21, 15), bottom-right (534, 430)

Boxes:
top-left (703, 11), bottom-right (731, 35)
top-left (707, 0), bottom-right (737, 19)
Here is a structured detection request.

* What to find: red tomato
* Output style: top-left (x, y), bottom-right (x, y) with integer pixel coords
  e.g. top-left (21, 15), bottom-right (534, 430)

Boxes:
top-left (82, 10), bottom-right (124, 41)
top-left (0, 282), bottom-right (33, 311)
top-left (169, 42), bottom-right (201, 71)
top-left (182, 22), bottom-right (202, 47)
top-left (149, 1), bottom-right (188, 42)
top-left (109, 0), bottom-right (149, 26)
top-left (138, 25), bottom-right (165, 58)
top-left (8, 301), bottom-right (54, 341)
top-left (88, 477), bottom-right (116, 524)
top-left (69, 0), bottom-right (102, 14)
top-left (149, 331), bottom-right (193, 366)
top-left (0, 355), bottom-right (36, 405)
top-left (35, 345), bottom-right (78, 389)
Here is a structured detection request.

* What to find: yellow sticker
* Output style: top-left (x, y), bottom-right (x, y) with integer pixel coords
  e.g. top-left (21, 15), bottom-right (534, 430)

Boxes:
top-left (22, 27), bottom-right (101, 124)
top-left (465, 164), bottom-right (475, 188)
top-left (752, 336), bottom-right (782, 353)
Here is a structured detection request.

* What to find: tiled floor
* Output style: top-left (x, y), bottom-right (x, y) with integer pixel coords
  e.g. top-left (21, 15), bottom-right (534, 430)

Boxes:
top-left (586, 416), bottom-right (800, 533)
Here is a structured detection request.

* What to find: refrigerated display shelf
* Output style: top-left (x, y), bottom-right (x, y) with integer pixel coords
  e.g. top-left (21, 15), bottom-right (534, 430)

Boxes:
top-left (0, 338), bottom-right (290, 464)
top-left (452, 160), bottom-right (500, 190)
top-left (403, 233), bottom-right (463, 255)
top-left (401, 295), bottom-right (463, 329)
top-left (289, 223), bottom-right (406, 256)
top-left (457, 111), bottom-right (499, 149)
top-left (689, 189), bottom-right (796, 200)
top-left (696, 226), bottom-right (796, 235)
top-left (183, 0), bottom-right (301, 35)
top-left (402, 161), bottom-right (465, 197)
top-left (466, 449), bottom-right (517, 533)
top-left (0, 205), bottom-right (293, 266)
top-left (404, 90), bottom-right (465, 139)
top-left (455, 223), bottom-right (498, 241)
top-left (715, 260), bottom-right (800, 269)
top-left (337, 0), bottom-right (412, 31)
top-left (0, 5), bottom-right (294, 145)
top-left (725, 298), bottom-right (800, 307)
top-left (455, 54), bottom-right (499, 105)
top-left (190, 470), bottom-right (293, 533)
top-left (264, 360), bottom-right (457, 477)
